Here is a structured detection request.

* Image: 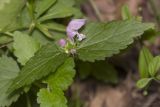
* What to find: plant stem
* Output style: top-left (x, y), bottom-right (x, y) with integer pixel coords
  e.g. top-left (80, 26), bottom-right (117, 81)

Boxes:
top-left (26, 94), bottom-right (32, 107)
top-left (4, 32), bottom-right (14, 37)
top-left (89, 0), bottom-right (103, 21)
top-left (26, 0), bottom-right (35, 21)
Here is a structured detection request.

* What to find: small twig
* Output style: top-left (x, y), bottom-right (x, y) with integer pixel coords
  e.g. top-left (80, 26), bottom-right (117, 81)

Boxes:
top-left (142, 93), bottom-right (158, 107)
top-left (89, 0), bottom-right (103, 21)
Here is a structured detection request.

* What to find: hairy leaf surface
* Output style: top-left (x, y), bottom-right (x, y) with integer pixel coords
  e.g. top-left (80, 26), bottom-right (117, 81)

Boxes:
top-left (38, 0), bottom-right (75, 22)
top-left (45, 58), bottom-right (75, 90)
top-left (77, 20), bottom-right (154, 62)
top-left (0, 56), bottom-right (20, 107)
top-left (13, 31), bottom-right (41, 65)
top-left (8, 44), bottom-right (68, 93)
top-left (37, 58), bottom-right (75, 107)
top-left (35, 0), bottom-right (57, 18)
top-left (0, 0), bottom-right (25, 31)
top-left (37, 88), bottom-right (67, 107)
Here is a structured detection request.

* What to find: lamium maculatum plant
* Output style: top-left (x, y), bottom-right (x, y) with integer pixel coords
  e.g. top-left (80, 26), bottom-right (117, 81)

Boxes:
top-left (0, 0), bottom-right (155, 107)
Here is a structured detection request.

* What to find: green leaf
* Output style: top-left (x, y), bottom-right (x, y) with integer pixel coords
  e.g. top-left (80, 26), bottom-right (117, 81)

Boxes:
top-left (72, 8), bottom-right (83, 18)
top-left (0, 0), bottom-right (25, 31)
top-left (148, 56), bottom-right (160, 76)
top-left (44, 22), bottom-right (66, 32)
top-left (0, 55), bottom-right (20, 107)
top-left (35, 0), bottom-right (57, 18)
top-left (136, 78), bottom-right (152, 89)
top-left (6, 6), bottom-right (32, 31)
top-left (8, 43), bottom-right (68, 93)
top-left (36, 23), bottom-right (54, 39)
top-left (77, 20), bottom-right (154, 62)
top-left (50, 31), bottom-right (66, 41)
top-left (45, 58), bottom-right (75, 90)
top-left (0, 35), bottom-right (12, 45)
top-left (92, 61), bottom-right (118, 84)
top-left (13, 31), bottom-right (41, 65)
top-left (77, 61), bottom-right (92, 79)
top-left (77, 61), bottom-right (118, 83)
top-left (37, 58), bottom-right (75, 107)
top-left (38, 0), bottom-right (75, 22)
top-left (59, 0), bottom-right (75, 6)
top-left (32, 30), bottom-right (53, 45)
top-left (37, 88), bottom-right (67, 107)
top-left (121, 5), bottom-right (133, 20)
top-left (139, 47), bottom-right (153, 78)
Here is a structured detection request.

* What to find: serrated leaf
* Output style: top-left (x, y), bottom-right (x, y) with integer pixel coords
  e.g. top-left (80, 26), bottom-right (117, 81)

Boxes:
top-left (77, 20), bottom-right (154, 62)
top-left (35, 0), bottom-right (57, 18)
top-left (148, 56), bottom-right (160, 76)
top-left (136, 78), bottom-right (152, 89)
top-left (8, 43), bottom-right (68, 93)
top-left (0, 55), bottom-right (20, 107)
top-left (45, 58), bottom-right (75, 90)
top-left (139, 47), bottom-right (153, 78)
top-left (38, 0), bottom-right (75, 22)
top-left (0, 0), bottom-right (25, 31)
top-left (13, 31), bottom-right (41, 65)
top-left (37, 58), bottom-right (75, 107)
top-left (37, 88), bottom-right (67, 107)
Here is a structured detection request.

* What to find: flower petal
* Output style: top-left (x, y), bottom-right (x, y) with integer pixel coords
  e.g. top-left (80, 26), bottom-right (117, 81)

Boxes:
top-left (67, 29), bottom-right (77, 39)
top-left (67, 19), bottom-right (86, 31)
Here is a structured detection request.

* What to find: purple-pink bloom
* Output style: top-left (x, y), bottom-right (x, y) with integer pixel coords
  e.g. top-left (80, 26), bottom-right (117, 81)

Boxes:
top-left (66, 19), bottom-right (86, 41)
top-left (58, 39), bottom-right (66, 47)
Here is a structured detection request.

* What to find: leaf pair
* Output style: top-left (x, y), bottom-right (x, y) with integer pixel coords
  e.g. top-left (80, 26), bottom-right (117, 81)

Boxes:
top-left (137, 47), bottom-right (160, 89)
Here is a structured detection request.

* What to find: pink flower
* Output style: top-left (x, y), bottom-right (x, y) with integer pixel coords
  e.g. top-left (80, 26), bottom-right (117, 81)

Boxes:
top-left (58, 39), bottom-right (66, 47)
top-left (66, 19), bottom-right (86, 41)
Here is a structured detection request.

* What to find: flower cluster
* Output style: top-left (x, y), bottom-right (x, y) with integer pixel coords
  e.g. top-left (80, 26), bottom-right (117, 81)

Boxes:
top-left (58, 19), bottom-right (86, 54)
